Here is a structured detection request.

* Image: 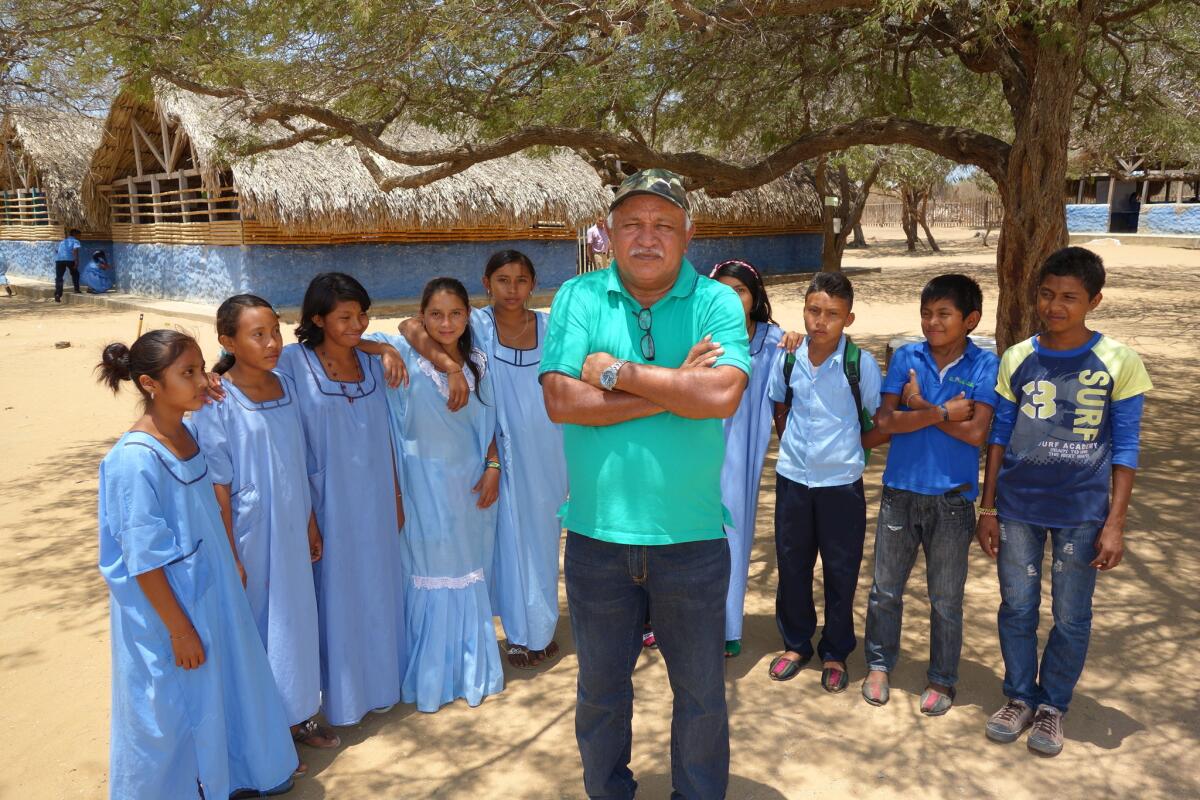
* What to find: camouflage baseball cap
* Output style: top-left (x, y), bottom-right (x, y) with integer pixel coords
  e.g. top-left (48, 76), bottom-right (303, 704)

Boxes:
top-left (609, 168), bottom-right (690, 215)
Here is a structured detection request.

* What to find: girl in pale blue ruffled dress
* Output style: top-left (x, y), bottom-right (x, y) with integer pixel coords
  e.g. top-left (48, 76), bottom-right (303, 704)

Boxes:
top-left (368, 277), bottom-right (504, 712)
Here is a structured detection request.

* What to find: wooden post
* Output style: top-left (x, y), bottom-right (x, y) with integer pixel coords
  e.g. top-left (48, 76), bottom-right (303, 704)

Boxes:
top-left (1106, 175), bottom-right (1116, 206)
top-left (132, 129), bottom-right (144, 177)
top-left (1140, 179), bottom-right (1150, 204)
top-left (150, 176), bottom-right (162, 223)
top-left (1076, 179), bottom-right (1084, 204)
top-left (127, 177), bottom-right (138, 224)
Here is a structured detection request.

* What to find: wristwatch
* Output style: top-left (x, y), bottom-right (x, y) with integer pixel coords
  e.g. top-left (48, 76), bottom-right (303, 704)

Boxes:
top-left (938, 403), bottom-right (950, 422)
top-left (600, 359), bottom-right (629, 391)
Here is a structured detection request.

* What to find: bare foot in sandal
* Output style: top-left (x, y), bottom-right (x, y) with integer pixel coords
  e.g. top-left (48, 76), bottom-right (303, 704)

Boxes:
top-left (292, 718), bottom-right (340, 749)
top-left (505, 642), bottom-right (540, 669)
top-left (532, 640), bottom-right (560, 664)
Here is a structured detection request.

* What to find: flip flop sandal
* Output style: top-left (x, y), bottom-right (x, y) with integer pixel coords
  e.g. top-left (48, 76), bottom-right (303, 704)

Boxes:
top-left (861, 675), bottom-right (890, 706)
top-left (920, 686), bottom-right (956, 716)
top-left (724, 640), bottom-right (742, 658)
top-left (642, 629), bottom-right (658, 650)
top-left (505, 642), bottom-right (539, 669)
top-left (768, 653), bottom-right (809, 681)
top-left (821, 666), bottom-right (849, 693)
top-left (293, 718), bottom-right (341, 749)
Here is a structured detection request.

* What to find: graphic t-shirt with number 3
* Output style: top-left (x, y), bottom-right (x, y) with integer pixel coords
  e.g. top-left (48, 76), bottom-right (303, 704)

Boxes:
top-left (989, 332), bottom-right (1152, 527)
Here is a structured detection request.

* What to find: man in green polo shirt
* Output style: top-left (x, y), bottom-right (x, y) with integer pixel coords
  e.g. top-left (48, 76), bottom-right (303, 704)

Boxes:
top-left (541, 169), bottom-right (750, 800)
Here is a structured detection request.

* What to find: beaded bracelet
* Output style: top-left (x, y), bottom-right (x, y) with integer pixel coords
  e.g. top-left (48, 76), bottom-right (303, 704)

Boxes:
top-left (978, 506), bottom-right (998, 517)
top-left (485, 459), bottom-right (501, 471)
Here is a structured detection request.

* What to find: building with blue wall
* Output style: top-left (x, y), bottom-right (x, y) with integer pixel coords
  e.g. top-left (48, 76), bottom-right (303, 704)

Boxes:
top-left (1066, 160), bottom-right (1200, 236)
top-left (70, 84), bottom-right (823, 306)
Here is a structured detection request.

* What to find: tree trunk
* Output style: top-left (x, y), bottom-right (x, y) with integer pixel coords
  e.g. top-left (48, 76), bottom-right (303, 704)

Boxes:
top-left (851, 221), bottom-right (867, 248)
top-left (900, 188), bottom-right (920, 251)
top-left (992, 13), bottom-right (1094, 350)
top-left (918, 194), bottom-right (940, 252)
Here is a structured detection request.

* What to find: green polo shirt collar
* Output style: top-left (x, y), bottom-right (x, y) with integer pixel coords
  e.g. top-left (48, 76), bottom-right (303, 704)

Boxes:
top-left (605, 258), bottom-right (700, 307)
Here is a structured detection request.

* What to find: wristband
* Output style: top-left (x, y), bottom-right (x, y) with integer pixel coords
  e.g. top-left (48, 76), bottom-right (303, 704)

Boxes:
top-left (978, 506), bottom-right (998, 517)
top-left (485, 459), bottom-right (501, 471)
top-left (938, 404), bottom-right (949, 422)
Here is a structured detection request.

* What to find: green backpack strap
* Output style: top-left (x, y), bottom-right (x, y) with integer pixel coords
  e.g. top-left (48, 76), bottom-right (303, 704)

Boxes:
top-left (843, 338), bottom-right (874, 464)
top-left (782, 351), bottom-right (797, 410)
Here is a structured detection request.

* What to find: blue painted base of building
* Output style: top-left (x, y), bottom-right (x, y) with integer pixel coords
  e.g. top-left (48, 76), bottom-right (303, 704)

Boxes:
top-left (0, 232), bottom-right (823, 306)
top-left (1067, 203), bottom-right (1200, 235)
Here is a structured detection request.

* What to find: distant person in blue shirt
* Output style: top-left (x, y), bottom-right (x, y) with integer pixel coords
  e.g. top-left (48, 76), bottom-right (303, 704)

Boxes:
top-left (862, 274), bottom-right (999, 716)
top-left (54, 228), bottom-right (82, 302)
top-left (978, 248), bottom-right (1150, 757)
top-left (766, 272), bottom-right (885, 693)
top-left (81, 250), bottom-right (115, 294)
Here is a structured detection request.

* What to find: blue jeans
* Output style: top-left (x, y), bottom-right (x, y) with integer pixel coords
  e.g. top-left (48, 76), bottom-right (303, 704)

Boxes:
top-left (564, 531), bottom-right (730, 800)
top-left (997, 519), bottom-right (1101, 712)
top-left (864, 487), bottom-right (975, 686)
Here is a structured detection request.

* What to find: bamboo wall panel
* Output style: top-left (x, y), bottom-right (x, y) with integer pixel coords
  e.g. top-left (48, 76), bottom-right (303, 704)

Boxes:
top-left (693, 223), bottom-right (822, 238)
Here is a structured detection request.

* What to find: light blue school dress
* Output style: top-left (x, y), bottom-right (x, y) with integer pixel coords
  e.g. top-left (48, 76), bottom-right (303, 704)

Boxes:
top-left (98, 431), bottom-right (297, 800)
top-left (81, 260), bottom-right (114, 292)
top-left (191, 372), bottom-right (322, 726)
top-left (369, 331), bottom-right (504, 712)
top-left (721, 322), bottom-right (783, 641)
top-left (472, 308), bottom-right (568, 652)
top-left (276, 343), bottom-right (405, 726)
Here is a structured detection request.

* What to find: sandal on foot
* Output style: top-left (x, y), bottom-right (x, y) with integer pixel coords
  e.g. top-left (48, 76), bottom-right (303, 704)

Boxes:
top-left (920, 685), bottom-right (956, 716)
top-left (505, 642), bottom-right (539, 669)
top-left (861, 673), bottom-right (890, 706)
top-left (821, 665), bottom-right (849, 693)
top-left (293, 718), bottom-right (340, 749)
top-left (767, 652), bottom-right (810, 681)
top-left (724, 640), bottom-right (742, 658)
top-left (642, 628), bottom-right (658, 650)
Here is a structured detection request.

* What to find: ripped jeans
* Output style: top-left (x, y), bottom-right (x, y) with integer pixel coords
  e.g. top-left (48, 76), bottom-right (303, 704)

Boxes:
top-left (996, 519), bottom-right (1101, 713)
top-left (863, 487), bottom-right (975, 687)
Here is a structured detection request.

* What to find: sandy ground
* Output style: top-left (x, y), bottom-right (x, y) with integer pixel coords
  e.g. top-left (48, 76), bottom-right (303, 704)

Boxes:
top-left (1, 228), bottom-right (1197, 799)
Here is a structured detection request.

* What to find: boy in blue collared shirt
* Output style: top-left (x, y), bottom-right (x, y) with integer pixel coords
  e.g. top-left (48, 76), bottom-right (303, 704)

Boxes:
top-left (766, 273), bottom-right (885, 693)
top-left (862, 274), bottom-right (999, 715)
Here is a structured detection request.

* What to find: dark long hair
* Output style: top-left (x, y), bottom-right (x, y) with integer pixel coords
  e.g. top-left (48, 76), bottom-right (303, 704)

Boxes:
top-left (420, 277), bottom-right (483, 397)
top-left (296, 272), bottom-right (371, 348)
top-left (484, 249), bottom-right (536, 281)
top-left (710, 259), bottom-right (774, 323)
top-left (96, 329), bottom-right (199, 402)
top-left (213, 294), bottom-right (275, 374)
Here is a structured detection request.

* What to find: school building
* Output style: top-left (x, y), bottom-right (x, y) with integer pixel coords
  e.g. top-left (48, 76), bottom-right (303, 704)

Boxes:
top-left (57, 83), bottom-right (821, 306)
top-left (1065, 156), bottom-right (1200, 238)
top-left (0, 109), bottom-right (111, 280)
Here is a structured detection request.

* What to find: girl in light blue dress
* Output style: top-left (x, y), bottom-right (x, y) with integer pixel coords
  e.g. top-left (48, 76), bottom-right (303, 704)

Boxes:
top-left (81, 249), bottom-right (115, 293)
top-left (96, 329), bottom-right (296, 799)
top-left (710, 260), bottom-right (791, 658)
top-left (369, 276), bottom-right (504, 712)
top-left (276, 273), bottom-right (406, 726)
top-left (192, 295), bottom-right (340, 767)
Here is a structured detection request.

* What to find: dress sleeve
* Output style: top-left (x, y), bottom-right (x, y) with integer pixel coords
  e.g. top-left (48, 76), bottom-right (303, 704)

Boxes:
top-left (190, 401), bottom-right (234, 486)
top-left (104, 447), bottom-right (185, 576)
top-left (766, 348), bottom-right (788, 404)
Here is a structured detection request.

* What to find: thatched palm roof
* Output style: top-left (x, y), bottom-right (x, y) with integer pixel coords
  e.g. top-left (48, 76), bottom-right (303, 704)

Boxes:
top-left (82, 83), bottom-right (820, 233)
top-left (1, 108), bottom-right (103, 229)
top-left (85, 84), bottom-right (614, 233)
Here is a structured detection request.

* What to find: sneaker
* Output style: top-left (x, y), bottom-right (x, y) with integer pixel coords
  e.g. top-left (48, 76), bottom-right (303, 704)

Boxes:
top-left (986, 699), bottom-right (1034, 743)
top-left (1027, 704), bottom-right (1065, 756)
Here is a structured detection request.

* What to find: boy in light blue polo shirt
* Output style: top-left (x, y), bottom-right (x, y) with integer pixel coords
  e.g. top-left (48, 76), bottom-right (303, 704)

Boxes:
top-left (766, 273), bottom-right (883, 694)
top-left (862, 274), bottom-right (999, 715)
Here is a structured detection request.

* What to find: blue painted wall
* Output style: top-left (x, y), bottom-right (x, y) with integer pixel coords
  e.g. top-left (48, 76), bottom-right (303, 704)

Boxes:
top-left (1066, 204), bottom-right (1110, 233)
top-left (1140, 204), bottom-right (1200, 235)
top-left (3, 231), bottom-right (824, 304)
top-left (0, 238), bottom-right (115, 280)
top-left (686, 233), bottom-right (822, 275)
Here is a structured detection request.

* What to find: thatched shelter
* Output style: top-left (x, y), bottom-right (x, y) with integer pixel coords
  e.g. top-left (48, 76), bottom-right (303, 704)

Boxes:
top-left (1064, 153), bottom-right (1200, 236)
top-left (79, 82), bottom-right (822, 303)
top-left (1, 108), bottom-right (104, 237)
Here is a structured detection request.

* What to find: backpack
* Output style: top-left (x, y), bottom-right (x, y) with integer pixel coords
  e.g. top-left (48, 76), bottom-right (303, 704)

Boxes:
top-left (782, 337), bottom-right (875, 463)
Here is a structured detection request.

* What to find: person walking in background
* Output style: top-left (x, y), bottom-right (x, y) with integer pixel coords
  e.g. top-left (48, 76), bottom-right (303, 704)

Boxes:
top-left (585, 216), bottom-right (611, 271)
top-left (54, 227), bottom-right (81, 302)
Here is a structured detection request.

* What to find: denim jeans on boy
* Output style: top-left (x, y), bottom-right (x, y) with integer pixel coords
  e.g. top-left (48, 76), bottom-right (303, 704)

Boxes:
top-left (997, 519), bottom-right (1101, 713)
top-left (864, 487), bottom-right (975, 686)
top-left (564, 531), bottom-right (730, 800)
top-left (774, 476), bottom-right (866, 662)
